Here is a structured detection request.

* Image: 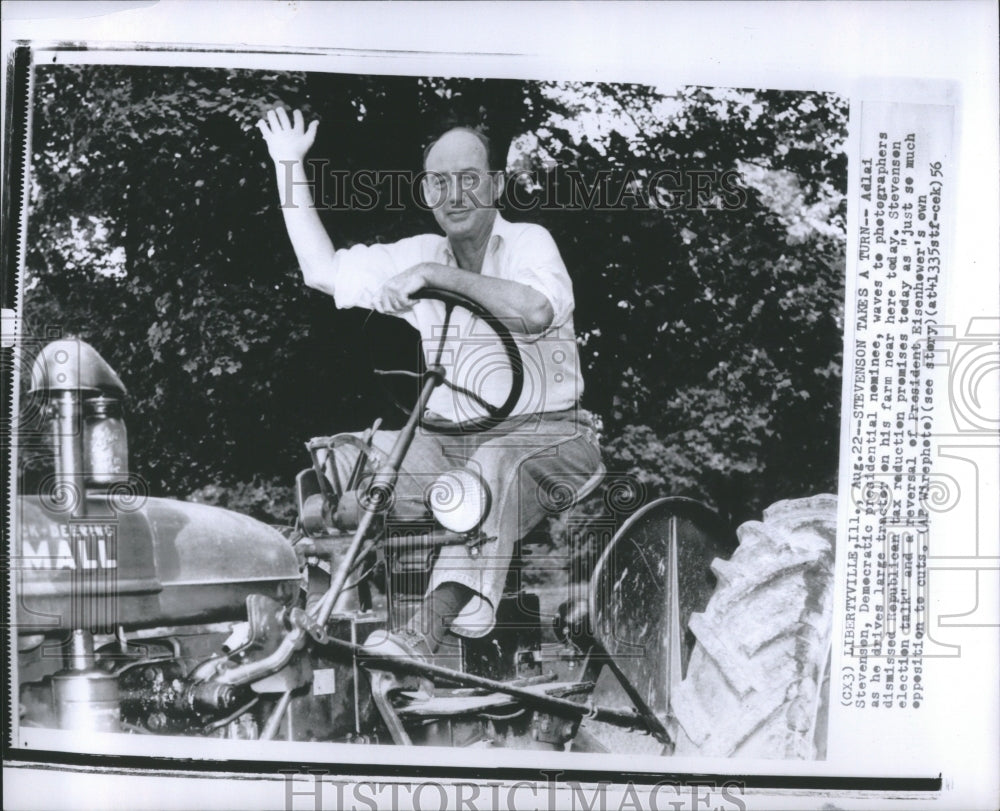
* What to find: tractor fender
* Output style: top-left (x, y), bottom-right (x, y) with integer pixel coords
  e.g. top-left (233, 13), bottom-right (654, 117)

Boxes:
top-left (588, 497), bottom-right (735, 733)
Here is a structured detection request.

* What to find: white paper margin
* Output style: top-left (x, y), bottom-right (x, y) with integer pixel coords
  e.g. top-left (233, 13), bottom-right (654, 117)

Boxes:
top-left (2, 2), bottom-right (997, 810)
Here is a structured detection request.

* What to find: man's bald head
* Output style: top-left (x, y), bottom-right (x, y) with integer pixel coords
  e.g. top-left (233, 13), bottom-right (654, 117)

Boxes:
top-left (423, 126), bottom-right (503, 173)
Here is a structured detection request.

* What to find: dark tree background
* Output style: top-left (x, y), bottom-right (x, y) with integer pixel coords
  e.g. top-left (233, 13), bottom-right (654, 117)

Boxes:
top-left (21, 65), bottom-right (846, 542)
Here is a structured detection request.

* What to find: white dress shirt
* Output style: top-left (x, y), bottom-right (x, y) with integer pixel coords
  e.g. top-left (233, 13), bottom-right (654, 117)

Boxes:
top-left (324, 215), bottom-right (583, 423)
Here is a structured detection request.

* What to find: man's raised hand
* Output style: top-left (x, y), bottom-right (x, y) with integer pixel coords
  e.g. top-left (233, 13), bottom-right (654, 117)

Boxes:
top-left (257, 107), bottom-right (335, 288)
top-left (257, 108), bottom-right (319, 164)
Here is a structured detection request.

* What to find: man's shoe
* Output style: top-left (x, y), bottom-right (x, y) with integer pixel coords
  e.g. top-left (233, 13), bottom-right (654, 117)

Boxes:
top-left (361, 629), bottom-right (435, 696)
top-left (363, 628), bottom-right (429, 658)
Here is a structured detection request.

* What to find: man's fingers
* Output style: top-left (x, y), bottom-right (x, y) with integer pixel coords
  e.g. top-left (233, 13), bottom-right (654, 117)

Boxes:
top-left (375, 290), bottom-right (407, 315)
top-left (260, 107), bottom-right (314, 140)
top-left (389, 291), bottom-right (413, 313)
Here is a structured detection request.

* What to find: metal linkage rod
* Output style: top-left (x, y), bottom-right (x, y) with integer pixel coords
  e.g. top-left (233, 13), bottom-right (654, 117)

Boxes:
top-left (326, 636), bottom-right (663, 738)
top-left (311, 370), bottom-right (442, 627)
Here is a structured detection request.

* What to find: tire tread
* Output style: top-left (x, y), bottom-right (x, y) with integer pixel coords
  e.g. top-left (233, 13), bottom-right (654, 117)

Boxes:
top-left (670, 495), bottom-right (837, 759)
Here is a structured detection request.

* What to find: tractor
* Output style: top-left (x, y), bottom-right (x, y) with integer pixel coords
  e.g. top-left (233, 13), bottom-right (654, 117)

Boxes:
top-left (14, 290), bottom-right (836, 757)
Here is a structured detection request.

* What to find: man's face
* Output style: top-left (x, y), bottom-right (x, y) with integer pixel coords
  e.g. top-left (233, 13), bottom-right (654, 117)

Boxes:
top-left (422, 130), bottom-right (502, 244)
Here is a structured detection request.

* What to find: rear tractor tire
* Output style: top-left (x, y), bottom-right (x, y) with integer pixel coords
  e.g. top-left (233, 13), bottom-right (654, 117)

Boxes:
top-left (669, 495), bottom-right (837, 759)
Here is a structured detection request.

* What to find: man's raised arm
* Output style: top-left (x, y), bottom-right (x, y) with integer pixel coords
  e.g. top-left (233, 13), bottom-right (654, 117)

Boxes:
top-left (257, 107), bottom-right (337, 295)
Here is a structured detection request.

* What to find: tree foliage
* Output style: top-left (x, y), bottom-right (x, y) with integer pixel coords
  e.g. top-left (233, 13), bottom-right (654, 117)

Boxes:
top-left (22, 65), bottom-right (846, 530)
top-left (517, 84), bottom-right (846, 524)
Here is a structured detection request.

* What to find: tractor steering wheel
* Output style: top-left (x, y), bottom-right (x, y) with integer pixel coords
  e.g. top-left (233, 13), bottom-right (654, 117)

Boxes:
top-left (411, 287), bottom-right (524, 433)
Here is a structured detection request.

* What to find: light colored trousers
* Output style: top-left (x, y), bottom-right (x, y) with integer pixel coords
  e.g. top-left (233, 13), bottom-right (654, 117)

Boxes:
top-left (329, 409), bottom-right (603, 637)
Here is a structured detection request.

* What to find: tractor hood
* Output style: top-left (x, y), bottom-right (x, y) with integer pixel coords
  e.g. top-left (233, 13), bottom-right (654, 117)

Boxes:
top-left (16, 495), bottom-right (300, 633)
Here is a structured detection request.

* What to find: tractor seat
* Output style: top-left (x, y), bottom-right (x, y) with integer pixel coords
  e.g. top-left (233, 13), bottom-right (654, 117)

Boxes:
top-left (562, 461), bottom-right (607, 509)
top-left (522, 460), bottom-right (607, 545)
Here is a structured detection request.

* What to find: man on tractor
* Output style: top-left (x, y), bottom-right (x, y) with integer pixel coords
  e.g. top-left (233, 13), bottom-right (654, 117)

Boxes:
top-left (257, 107), bottom-right (602, 669)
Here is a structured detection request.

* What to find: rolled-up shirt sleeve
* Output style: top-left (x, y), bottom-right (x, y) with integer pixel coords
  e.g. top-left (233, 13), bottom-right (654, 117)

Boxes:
top-left (326, 235), bottom-right (431, 310)
top-left (501, 224), bottom-right (575, 330)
